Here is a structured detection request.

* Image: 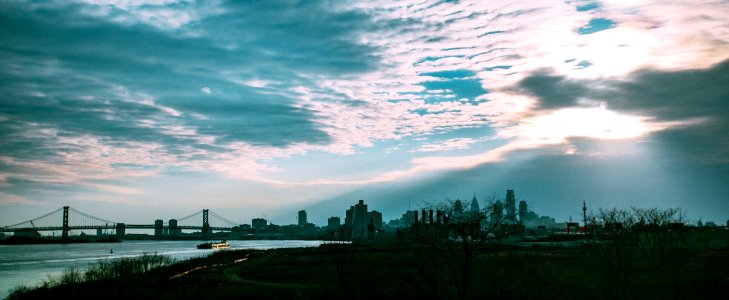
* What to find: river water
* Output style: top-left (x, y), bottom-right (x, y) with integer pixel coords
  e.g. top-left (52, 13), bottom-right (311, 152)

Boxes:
top-left (0, 240), bottom-right (324, 299)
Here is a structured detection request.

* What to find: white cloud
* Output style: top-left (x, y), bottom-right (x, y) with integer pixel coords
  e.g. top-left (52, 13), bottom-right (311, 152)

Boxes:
top-left (412, 138), bottom-right (480, 153)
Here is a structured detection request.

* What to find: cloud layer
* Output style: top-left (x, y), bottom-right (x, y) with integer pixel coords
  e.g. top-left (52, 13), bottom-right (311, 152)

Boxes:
top-left (1, 0), bottom-right (728, 224)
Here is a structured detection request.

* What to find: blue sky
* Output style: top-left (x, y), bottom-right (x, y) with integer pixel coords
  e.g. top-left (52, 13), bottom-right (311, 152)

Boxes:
top-left (1, 0), bottom-right (728, 227)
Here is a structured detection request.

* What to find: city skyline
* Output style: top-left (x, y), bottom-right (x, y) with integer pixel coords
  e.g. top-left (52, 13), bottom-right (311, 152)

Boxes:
top-left (2, 1), bottom-right (728, 226)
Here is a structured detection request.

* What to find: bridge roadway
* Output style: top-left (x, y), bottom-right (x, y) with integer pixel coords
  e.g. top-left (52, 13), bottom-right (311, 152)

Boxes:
top-left (0, 225), bottom-right (234, 233)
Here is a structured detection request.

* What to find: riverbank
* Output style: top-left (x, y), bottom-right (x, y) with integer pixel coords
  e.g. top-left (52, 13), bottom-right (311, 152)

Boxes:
top-left (0, 236), bottom-right (121, 245)
top-left (7, 240), bottom-right (729, 300)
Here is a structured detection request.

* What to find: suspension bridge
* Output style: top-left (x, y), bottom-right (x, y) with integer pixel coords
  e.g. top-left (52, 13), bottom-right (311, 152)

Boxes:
top-left (0, 206), bottom-right (241, 240)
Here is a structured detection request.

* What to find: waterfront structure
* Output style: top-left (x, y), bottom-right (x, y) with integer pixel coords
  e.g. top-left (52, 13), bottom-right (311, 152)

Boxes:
top-left (154, 219), bottom-right (163, 238)
top-left (115, 223), bottom-right (125, 238)
top-left (252, 218), bottom-right (267, 231)
top-left (168, 219), bottom-right (179, 237)
top-left (298, 210), bottom-right (307, 227)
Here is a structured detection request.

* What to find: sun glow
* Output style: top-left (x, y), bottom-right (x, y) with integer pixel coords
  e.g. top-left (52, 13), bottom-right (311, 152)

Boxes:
top-left (520, 107), bottom-right (650, 144)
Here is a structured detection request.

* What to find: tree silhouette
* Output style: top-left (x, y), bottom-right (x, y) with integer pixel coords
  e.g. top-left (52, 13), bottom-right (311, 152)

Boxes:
top-left (410, 195), bottom-right (515, 299)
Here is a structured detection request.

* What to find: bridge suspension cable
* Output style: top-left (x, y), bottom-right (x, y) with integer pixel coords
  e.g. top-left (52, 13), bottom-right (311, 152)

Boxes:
top-left (176, 210), bottom-right (203, 222)
top-left (209, 210), bottom-right (239, 227)
top-left (68, 207), bottom-right (118, 225)
top-left (0, 207), bottom-right (63, 229)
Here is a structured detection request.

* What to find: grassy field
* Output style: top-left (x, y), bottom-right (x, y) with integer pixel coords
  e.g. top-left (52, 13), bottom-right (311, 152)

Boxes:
top-left (8, 238), bottom-right (729, 300)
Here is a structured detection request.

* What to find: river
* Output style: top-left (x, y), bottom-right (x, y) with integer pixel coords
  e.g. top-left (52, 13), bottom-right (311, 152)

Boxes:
top-left (0, 240), bottom-right (324, 299)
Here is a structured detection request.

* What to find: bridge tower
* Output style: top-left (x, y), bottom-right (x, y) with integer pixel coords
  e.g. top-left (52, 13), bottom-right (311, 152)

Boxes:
top-left (202, 209), bottom-right (211, 240)
top-left (62, 206), bottom-right (69, 239)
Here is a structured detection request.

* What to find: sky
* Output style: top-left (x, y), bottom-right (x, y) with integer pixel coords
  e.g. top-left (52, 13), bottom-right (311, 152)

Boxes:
top-left (1, 0), bottom-right (728, 228)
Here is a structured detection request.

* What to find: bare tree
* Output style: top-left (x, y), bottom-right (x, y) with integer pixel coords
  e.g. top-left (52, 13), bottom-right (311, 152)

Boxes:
top-left (410, 196), bottom-right (515, 299)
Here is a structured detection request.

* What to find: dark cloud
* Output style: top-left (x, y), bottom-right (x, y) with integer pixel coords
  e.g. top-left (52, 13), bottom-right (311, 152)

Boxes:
top-left (516, 72), bottom-right (589, 109)
top-left (517, 59), bottom-right (729, 163)
top-left (300, 145), bottom-right (729, 225)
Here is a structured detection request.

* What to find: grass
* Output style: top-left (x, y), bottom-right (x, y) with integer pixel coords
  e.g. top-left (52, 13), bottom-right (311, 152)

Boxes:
top-left (7, 238), bottom-right (729, 300)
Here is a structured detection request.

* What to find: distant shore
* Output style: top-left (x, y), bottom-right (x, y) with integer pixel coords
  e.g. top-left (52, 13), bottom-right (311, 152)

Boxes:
top-left (0, 236), bottom-right (121, 245)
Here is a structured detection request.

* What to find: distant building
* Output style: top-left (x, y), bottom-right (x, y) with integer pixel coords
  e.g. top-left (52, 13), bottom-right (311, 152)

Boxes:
top-left (490, 200), bottom-right (504, 224)
top-left (344, 200), bottom-right (371, 237)
top-left (369, 210), bottom-right (383, 230)
top-left (470, 194), bottom-right (480, 213)
top-left (168, 219), bottom-right (180, 237)
top-left (401, 210), bottom-right (416, 227)
top-left (252, 218), bottom-right (267, 231)
top-left (14, 229), bottom-right (40, 238)
top-left (154, 219), bottom-right (163, 238)
top-left (352, 200), bottom-right (369, 236)
top-left (505, 189), bottom-right (516, 223)
top-left (298, 210), bottom-right (307, 227)
top-left (327, 217), bottom-right (340, 231)
top-left (518, 201), bottom-right (528, 223)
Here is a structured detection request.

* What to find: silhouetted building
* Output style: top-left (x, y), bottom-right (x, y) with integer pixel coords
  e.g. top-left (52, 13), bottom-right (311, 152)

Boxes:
top-left (349, 200), bottom-right (369, 236)
top-left (369, 210), bottom-right (383, 230)
top-left (518, 200), bottom-right (528, 224)
top-left (169, 219), bottom-right (179, 237)
top-left (367, 218), bottom-right (375, 240)
top-left (490, 200), bottom-right (504, 224)
top-left (401, 210), bottom-right (416, 227)
top-left (298, 210), bottom-right (307, 227)
top-left (115, 223), bottom-right (125, 238)
top-left (154, 219), bottom-right (163, 238)
top-left (252, 218), bottom-right (267, 231)
top-left (470, 193), bottom-right (480, 213)
top-left (328, 217), bottom-right (340, 231)
top-left (14, 229), bottom-right (41, 238)
top-left (505, 189), bottom-right (516, 223)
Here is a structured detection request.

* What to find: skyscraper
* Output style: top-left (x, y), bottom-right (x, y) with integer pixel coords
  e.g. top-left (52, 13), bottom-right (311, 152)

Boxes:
top-left (298, 210), bottom-right (307, 227)
top-left (470, 193), bottom-right (480, 213)
top-left (518, 200), bottom-right (528, 224)
top-left (369, 210), bottom-right (383, 230)
top-left (347, 200), bottom-right (369, 236)
top-left (505, 189), bottom-right (516, 222)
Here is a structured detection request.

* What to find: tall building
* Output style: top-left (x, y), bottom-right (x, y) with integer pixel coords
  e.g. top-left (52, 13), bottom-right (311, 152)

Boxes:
top-left (298, 210), bottom-right (307, 227)
top-left (168, 219), bottom-right (179, 237)
top-left (470, 193), bottom-right (480, 213)
top-left (154, 219), bottom-right (163, 238)
top-left (353, 200), bottom-right (369, 235)
top-left (369, 210), bottom-right (383, 230)
top-left (344, 200), bottom-right (370, 236)
top-left (505, 189), bottom-right (516, 223)
top-left (518, 201), bottom-right (528, 223)
top-left (490, 200), bottom-right (504, 224)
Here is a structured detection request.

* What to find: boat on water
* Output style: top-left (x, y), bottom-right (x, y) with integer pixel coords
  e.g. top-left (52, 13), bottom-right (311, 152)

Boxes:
top-left (197, 240), bottom-right (231, 249)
